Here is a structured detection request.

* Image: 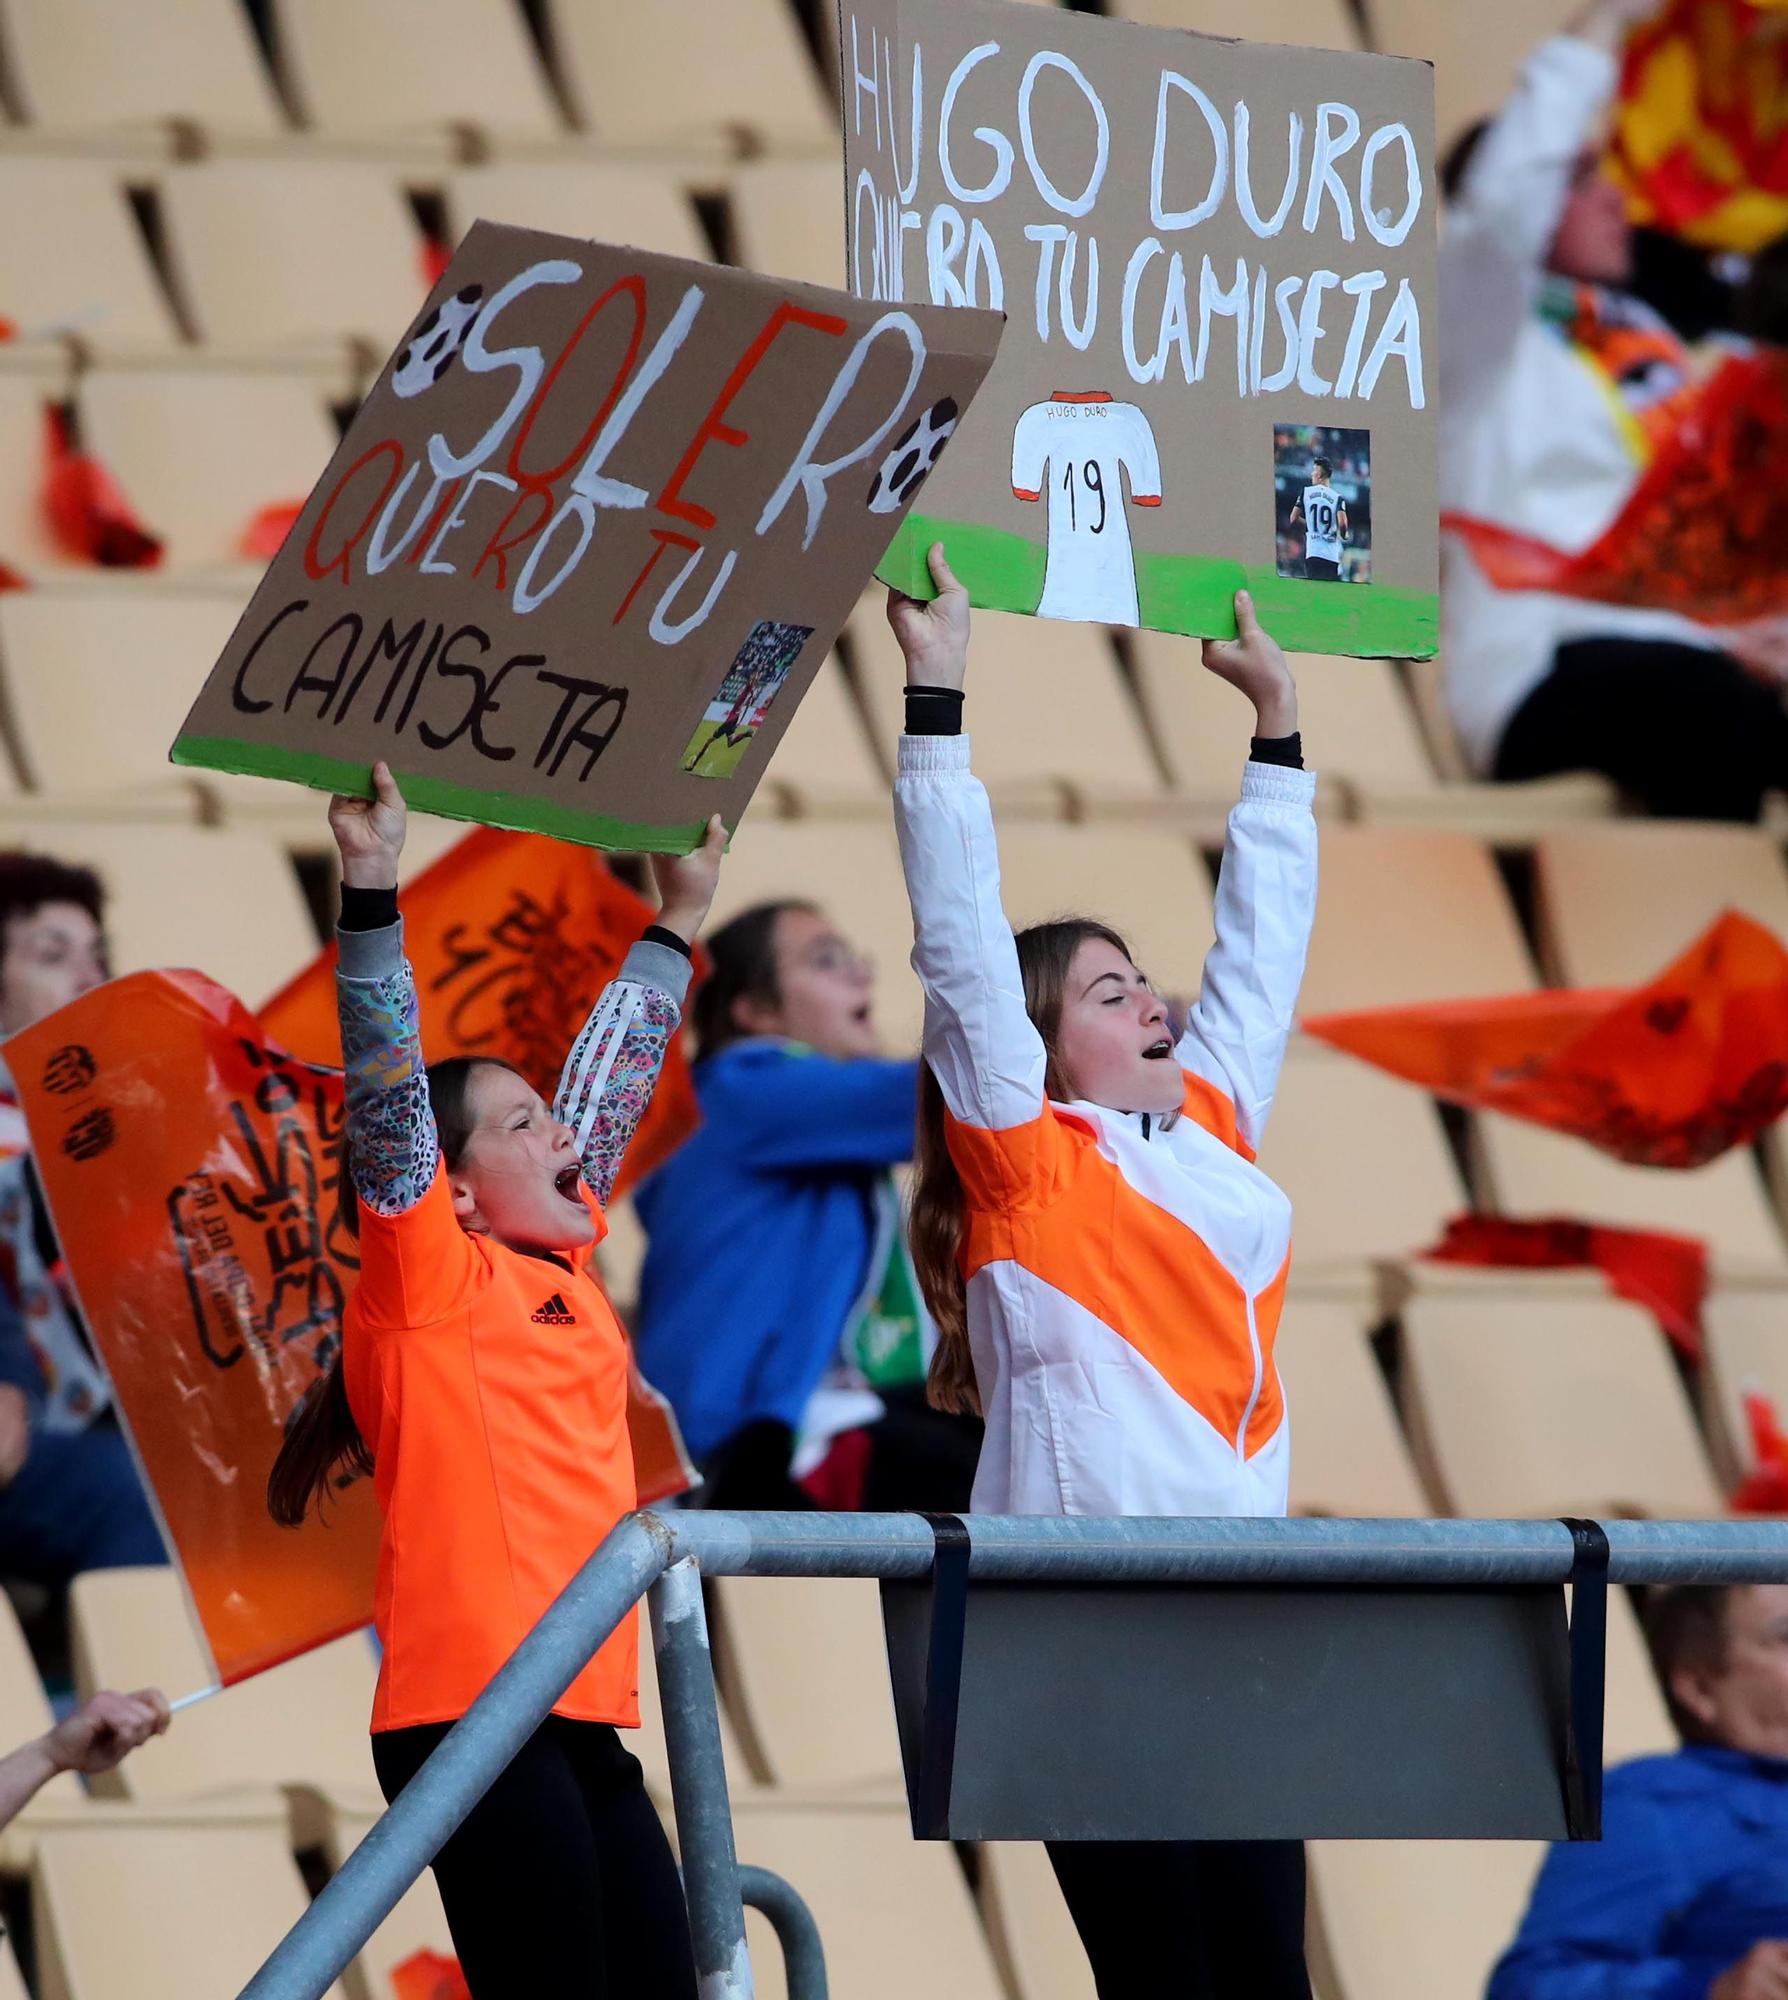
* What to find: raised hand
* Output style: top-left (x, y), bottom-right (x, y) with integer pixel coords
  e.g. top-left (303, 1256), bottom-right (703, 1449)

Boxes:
top-left (329, 760), bottom-right (408, 890)
top-left (650, 815), bottom-right (728, 946)
top-left (46, 1688), bottom-right (171, 1777)
top-left (1201, 590), bottom-right (1299, 739)
top-left (886, 542), bottom-right (971, 692)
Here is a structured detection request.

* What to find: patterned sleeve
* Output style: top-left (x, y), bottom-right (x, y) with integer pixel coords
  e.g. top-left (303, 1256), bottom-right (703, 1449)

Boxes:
top-left (554, 936), bottom-right (692, 1208)
top-left (337, 920), bottom-right (438, 1219)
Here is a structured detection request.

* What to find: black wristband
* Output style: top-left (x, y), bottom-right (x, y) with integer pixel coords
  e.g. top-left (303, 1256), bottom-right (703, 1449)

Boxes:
top-left (1249, 731), bottom-right (1304, 770)
top-left (338, 883), bottom-right (399, 932)
top-left (904, 685), bottom-right (965, 736)
top-left (642, 923), bottom-right (693, 960)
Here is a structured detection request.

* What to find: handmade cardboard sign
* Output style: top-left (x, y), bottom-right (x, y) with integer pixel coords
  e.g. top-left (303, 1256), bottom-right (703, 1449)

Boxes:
top-left (172, 222), bottom-right (1004, 852)
top-left (840, 0), bottom-right (1439, 656)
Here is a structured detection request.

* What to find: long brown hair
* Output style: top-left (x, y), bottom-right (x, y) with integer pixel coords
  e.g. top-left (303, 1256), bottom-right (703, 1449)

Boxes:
top-left (911, 918), bottom-right (1132, 1415)
top-left (266, 1055), bottom-right (516, 1527)
top-left (690, 899), bottom-right (815, 1060)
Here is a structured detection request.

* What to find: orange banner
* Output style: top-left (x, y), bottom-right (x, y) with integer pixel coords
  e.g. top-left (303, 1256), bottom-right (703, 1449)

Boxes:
top-left (1611, 0), bottom-right (1788, 254)
top-left (1443, 351), bottom-right (1788, 623)
top-left (391, 1951), bottom-right (471, 2000)
top-left (262, 825), bottom-right (702, 1200)
top-left (1303, 910), bottom-right (1788, 1169)
top-left (11, 966), bottom-right (695, 1688)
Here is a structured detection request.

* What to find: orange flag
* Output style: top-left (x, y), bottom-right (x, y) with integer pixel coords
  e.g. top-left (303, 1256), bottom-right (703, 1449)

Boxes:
top-left (1443, 352), bottom-right (1788, 624)
top-left (1303, 910), bottom-right (1788, 1169)
top-left (10, 964), bottom-right (695, 1689)
top-left (391, 1951), bottom-right (472, 2000)
top-left (262, 825), bottom-right (702, 1200)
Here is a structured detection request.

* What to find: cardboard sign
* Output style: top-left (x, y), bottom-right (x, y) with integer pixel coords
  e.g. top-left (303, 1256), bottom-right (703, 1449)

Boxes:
top-left (172, 222), bottom-right (1003, 853)
top-left (840, 0), bottom-right (1439, 656)
top-left (10, 969), bottom-right (696, 1688)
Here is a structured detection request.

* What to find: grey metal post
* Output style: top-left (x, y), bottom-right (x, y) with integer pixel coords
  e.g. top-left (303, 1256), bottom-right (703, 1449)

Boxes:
top-left (650, 1558), bottom-right (754, 1999)
top-left (739, 1867), bottom-right (828, 2000)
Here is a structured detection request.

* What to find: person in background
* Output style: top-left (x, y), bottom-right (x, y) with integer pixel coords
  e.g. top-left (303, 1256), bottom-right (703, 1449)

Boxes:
top-left (1441, 0), bottom-right (1788, 822)
top-left (633, 900), bottom-right (982, 1511)
top-left (1492, 1584), bottom-right (1788, 2000)
top-left (0, 853), bottom-right (163, 1584)
top-left (0, 1686), bottom-right (170, 1832)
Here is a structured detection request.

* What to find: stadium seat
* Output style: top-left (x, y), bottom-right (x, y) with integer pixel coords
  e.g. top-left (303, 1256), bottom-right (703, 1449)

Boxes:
top-left (0, 360), bottom-right (68, 574)
top-left (0, 0), bottom-right (287, 143)
top-left (1697, 1284), bottom-right (1788, 1488)
top-left (705, 813), bottom-right (923, 1052)
top-left (75, 366), bottom-right (340, 573)
top-left (0, 818), bottom-right (321, 1005)
top-left (976, 1840), bottom-right (1094, 2000)
top-left (1275, 1295), bottom-right (1433, 1515)
top-left (1308, 1837), bottom-right (1545, 2000)
top-left (1605, 1586), bottom-right (1677, 1762)
top-left (0, 157), bottom-right (182, 353)
top-left (1534, 821), bottom-right (1788, 987)
top-left (709, 1575), bottom-right (904, 1793)
top-left (727, 161), bottom-right (849, 288)
top-left (541, 0), bottom-right (837, 157)
top-left (760, 651), bottom-right (886, 816)
top-left (731, 1796), bottom-right (1006, 2000)
top-left (31, 1821), bottom-right (350, 2000)
top-left (1365, 0), bottom-right (1580, 149)
top-left (1396, 1286), bottom-right (1725, 1517)
top-left (268, 0), bottom-right (564, 152)
top-left (852, 602), bottom-right (1163, 810)
top-left (155, 160), bottom-right (428, 365)
top-left (445, 163), bottom-right (713, 266)
top-left (1258, 1049), bottom-right (1466, 1275)
top-left (321, 1803), bottom-right (457, 2000)
top-left (70, 1569), bottom-right (381, 1846)
top-left (596, 1191), bottom-right (648, 1319)
top-left (1298, 824), bottom-right (1539, 1015)
top-left (1105, 0), bottom-right (1362, 47)
top-left (0, 1938), bottom-right (25, 2000)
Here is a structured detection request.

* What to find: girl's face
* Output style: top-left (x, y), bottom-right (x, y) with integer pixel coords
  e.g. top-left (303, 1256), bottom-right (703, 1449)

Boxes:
top-left (1052, 938), bottom-right (1183, 1115)
top-left (448, 1064), bottom-right (597, 1254)
top-left (0, 900), bottom-right (107, 1036)
top-left (733, 907), bottom-right (881, 1059)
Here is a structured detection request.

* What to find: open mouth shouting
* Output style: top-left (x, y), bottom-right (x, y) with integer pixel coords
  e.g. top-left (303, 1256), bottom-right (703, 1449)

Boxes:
top-left (1142, 1037), bottom-right (1175, 1061)
top-left (553, 1163), bottom-right (585, 1207)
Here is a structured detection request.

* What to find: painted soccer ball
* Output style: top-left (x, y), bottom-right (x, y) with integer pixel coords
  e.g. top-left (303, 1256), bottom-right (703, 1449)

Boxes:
top-left (391, 285), bottom-right (485, 398)
top-left (867, 396), bottom-right (959, 514)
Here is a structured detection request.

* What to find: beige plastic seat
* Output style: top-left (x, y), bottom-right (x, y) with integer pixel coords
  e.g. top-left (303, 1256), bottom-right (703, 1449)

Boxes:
top-left (0, 1937), bottom-right (26, 2000)
top-left (1535, 821), bottom-right (1788, 988)
top-left (706, 813), bottom-right (922, 1053)
top-left (1258, 1048), bottom-right (1465, 1274)
top-left (596, 1192), bottom-right (649, 1320)
top-left (853, 602), bottom-right (1163, 809)
top-left (543, 0), bottom-right (837, 156)
top-left (445, 163), bottom-right (712, 265)
top-left (976, 1841), bottom-right (1093, 2000)
top-left (156, 160), bottom-right (427, 362)
top-left (728, 161), bottom-right (849, 288)
top-left (0, 818), bottom-right (321, 1006)
top-left (1107, 0), bottom-right (1362, 45)
top-left (732, 1796), bottom-right (1006, 2000)
top-left (1299, 824), bottom-right (1538, 1016)
top-left (1367, 0), bottom-right (1581, 148)
top-left (322, 1803), bottom-right (457, 2000)
top-left (711, 1576), bottom-right (904, 1793)
top-left (760, 651), bottom-right (886, 815)
top-left (32, 1821), bottom-right (349, 2000)
top-left (270, 0), bottom-right (564, 150)
top-left (1605, 1586), bottom-right (1676, 1762)
top-left (0, 0), bottom-right (287, 142)
top-left (0, 363), bottom-right (67, 573)
top-left (1397, 1286), bottom-right (1725, 1517)
top-left (1697, 1285), bottom-right (1788, 1486)
top-left (0, 157), bottom-right (181, 352)
top-left (1474, 1110), bottom-right (1788, 1279)
top-left (71, 1568), bottom-right (381, 1846)
top-left (1309, 1838), bottom-right (1544, 2000)
top-left (1275, 1295), bottom-right (1432, 1515)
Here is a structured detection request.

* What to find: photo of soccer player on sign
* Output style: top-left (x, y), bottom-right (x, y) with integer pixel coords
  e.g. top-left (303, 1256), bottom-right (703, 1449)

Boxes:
top-left (1274, 426), bottom-right (1373, 585)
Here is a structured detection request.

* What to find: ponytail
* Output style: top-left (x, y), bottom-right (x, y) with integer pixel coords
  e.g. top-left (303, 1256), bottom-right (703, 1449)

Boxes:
top-left (267, 1351), bottom-right (372, 1527)
top-left (912, 1064), bottom-right (975, 1414)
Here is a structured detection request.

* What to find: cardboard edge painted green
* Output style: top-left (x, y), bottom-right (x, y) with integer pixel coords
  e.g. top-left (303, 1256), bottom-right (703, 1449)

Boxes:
top-left (170, 736), bottom-right (712, 855)
top-left (879, 514), bottom-right (1441, 659)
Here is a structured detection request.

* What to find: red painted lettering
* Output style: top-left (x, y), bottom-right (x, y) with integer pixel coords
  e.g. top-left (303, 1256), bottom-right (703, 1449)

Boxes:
top-left (505, 276), bottom-right (646, 491)
top-left (303, 441), bottom-right (405, 585)
top-left (472, 487), bottom-right (555, 591)
top-left (613, 527), bottom-right (699, 626)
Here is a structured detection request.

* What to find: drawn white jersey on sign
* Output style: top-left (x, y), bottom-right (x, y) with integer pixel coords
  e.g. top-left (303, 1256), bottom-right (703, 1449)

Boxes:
top-left (1011, 392), bottom-right (1162, 627)
top-left (1300, 486), bottom-right (1344, 563)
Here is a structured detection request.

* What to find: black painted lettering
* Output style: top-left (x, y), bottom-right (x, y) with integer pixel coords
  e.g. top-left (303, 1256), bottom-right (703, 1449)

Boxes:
top-left (332, 618), bottom-right (429, 727)
top-left (284, 613), bottom-right (364, 717)
top-left (533, 670), bottom-right (629, 782)
top-left (231, 599), bottom-right (310, 715)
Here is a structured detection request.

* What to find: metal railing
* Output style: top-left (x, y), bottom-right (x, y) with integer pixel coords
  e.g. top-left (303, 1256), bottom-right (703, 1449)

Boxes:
top-left (236, 1511), bottom-right (1788, 2000)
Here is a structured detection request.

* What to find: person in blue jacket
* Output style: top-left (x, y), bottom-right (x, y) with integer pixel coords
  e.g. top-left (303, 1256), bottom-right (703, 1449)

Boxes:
top-left (1490, 1583), bottom-right (1788, 2000)
top-left (633, 899), bottom-right (980, 1510)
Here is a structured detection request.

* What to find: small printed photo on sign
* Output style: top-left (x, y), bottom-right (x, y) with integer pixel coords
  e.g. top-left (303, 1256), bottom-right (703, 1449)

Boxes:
top-left (1274, 426), bottom-right (1372, 586)
top-left (681, 619), bottom-right (813, 780)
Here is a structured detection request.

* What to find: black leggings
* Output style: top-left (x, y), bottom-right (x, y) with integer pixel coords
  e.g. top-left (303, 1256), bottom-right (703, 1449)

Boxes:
top-left (1495, 635), bottom-right (1788, 821)
top-left (372, 1716), bottom-right (697, 2000)
top-left (1047, 1837), bottom-right (1313, 2000)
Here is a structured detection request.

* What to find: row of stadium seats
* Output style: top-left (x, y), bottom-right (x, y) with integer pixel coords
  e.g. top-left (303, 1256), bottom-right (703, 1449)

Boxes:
top-left (0, 0), bottom-right (1574, 162)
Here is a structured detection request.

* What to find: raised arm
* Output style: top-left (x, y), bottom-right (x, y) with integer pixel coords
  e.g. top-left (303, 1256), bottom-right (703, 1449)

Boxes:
top-left (555, 819), bottom-right (725, 1207)
top-left (1182, 594), bottom-right (1318, 1149)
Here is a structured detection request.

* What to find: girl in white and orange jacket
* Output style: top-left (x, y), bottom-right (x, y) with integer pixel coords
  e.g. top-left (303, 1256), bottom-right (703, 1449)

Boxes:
top-left (891, 545), bottom-right (1318, 2000)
